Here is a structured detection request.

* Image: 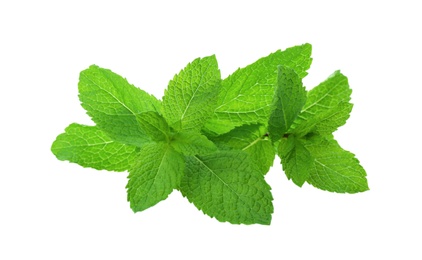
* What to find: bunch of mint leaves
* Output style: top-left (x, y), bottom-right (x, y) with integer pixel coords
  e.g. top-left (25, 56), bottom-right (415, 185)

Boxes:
top-left (51, 43), bottom-right (368, 225)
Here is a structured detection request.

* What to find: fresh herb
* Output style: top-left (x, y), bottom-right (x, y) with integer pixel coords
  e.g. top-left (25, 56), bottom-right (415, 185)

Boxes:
top-left (51, 43), bottom-right (368, 225)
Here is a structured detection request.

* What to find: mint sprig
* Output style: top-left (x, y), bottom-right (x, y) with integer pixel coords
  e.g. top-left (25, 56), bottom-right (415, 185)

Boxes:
top-left (51, 43), bottom-right (369, 225)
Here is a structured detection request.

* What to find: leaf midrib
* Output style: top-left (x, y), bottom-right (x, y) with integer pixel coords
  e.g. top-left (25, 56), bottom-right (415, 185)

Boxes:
top-left (81, 73), bottom-right (137, 117)
top-left (179, 60), bottom-right (214, 127)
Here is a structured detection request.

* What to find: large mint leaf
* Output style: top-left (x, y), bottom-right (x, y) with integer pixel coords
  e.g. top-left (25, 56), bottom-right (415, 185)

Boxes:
top-left (127, 143), bottom-right (185, 212)
top-left (204, 43), bottom-right (312, 135)
top-left (278, 135), bottom-right (311, 187)
top-left (170, 132), bottom-right (217, 156)
top-left (179, 150), bottom-right (274, 225)
top-left (51, 123), bottom-right (138, 172)
top-left (136, 111), bottom-right (170, 142)
top-left (303, 134), bottom-right (368, 193)
top-left (210, 124), bottom-right (275, 175)
top-left (162, 55), bottom-right (221, 132)
top-left (268, 66), bottom-right (307, 142)
top-left (78, 65), bottom-right (161, 147)
top-left (290, 71), bottom-right (352, 136)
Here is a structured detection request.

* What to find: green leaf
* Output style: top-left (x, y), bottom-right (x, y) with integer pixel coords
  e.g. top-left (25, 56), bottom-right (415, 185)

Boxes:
top-left (162, 55), bottom-right (221, 132)
top-left (51, 123), bottom-right (138, 172)
top-left (278, 135), bottom-right (311, 187)
top-left (290, 71), bottom-right (352, 136)
top-left (170, 132), bottom-right (217, 156)
top-left (205, 43), bottom-right (312, 135)
top-left (136, 111), bottom-right (170, 142)
top-left (268, 66), bottom-right (307, 142)
top-left (179, 150), bottom-right (274, 225)
top-left (303, 134), bottom-right (369, 193)
top-left (127, 143), bottom-right (185, 212)
top-left (78, 65), bottom-right (161, 147)
top-left (210, 124), bottom-right (275, 175)
top-left (313, 101), bottom-right (353, 135)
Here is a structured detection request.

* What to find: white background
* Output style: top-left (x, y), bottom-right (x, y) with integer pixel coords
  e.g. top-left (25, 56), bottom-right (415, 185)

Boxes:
top-left (1, 1), bottom-right (421, 259)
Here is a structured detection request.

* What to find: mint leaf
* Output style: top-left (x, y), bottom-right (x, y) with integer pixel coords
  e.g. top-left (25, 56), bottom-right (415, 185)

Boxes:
top-left (127, 143), bottom-right (185, 212)
top-left (290, 71), bottom-right (352, 136)
top-left (179, 150), bottom-right (274, 225)
top-left (51, 123), bottom-right (138, 172)
top-left (210, 124), bottom-right (275, 175)
top-left (137, 111), bottom-right (170, 142)
top-left (278, 135), bottom-right (311, 187)
top-left (78, 65), bottom-right (161, 147)
top-left (303, 134), bottom-right (369, 193)
top-left (162, 55), bottom-right (221, 132)
top-left (268, 66), bottom-right (307, 142)
top-left (205, 43), bottom-right (312, 135)
top-left (170, 132), bottom-right (217, 156)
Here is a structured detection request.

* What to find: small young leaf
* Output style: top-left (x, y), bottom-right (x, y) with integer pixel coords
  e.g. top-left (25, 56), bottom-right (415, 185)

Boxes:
top-left (51, 123), bottom-right (139, 172)
top-left (79, 65), bottom-right (161, 147)
top-left (162, 55), bottom-right (221, 132)
top-left (210, 124), bottom-right (275, 175)
top-left (278, 135), bottom-right (311, 187)
top-left (136, 111), bottom-right (170, 142)
top-left (127, 143), bottom-right (185, 212)
top-left (268, 66), bottom-right (307, 142)
top-left (303, 134), bottom-right (369, 193)
top-left (205, 43), bottom-right (312, 135)
top-left (170, 132), bottom-right (217, 156)
top-left (179, 150), bottom-right (274, 225)
top-left (290, 71), bottom-right (352, 136)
